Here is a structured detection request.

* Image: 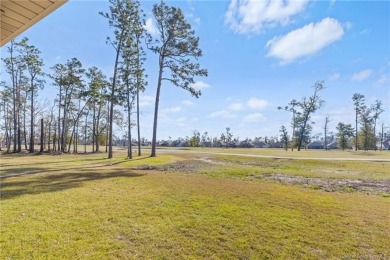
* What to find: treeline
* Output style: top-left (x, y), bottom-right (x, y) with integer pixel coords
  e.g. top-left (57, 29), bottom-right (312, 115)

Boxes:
top-left (277, 83), bottom-right (386, 151)
top-left (152, 119), bottom-right (388, 151)
top-left (0, 0), bottom-right (207, 158)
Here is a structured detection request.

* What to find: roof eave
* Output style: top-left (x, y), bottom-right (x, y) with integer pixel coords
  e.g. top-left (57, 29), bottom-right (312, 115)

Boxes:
top-left (1, 0), bottom-right (67, 47)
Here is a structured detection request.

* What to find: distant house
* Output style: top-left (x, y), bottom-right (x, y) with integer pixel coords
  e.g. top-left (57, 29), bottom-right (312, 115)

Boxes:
top-left (326, 141), bottom-right (338, 149)
top-left (212, 141), bottom-right (223, 147)
top-left (158, 140), bottom-right (170, 147)
top-left (237, 140), bottom-right (254, 148)
top-left (307, 141), bottom-right (324, 149)
top-left (201, 141), bottom-right (212, 147)
top-left (253, 141), bottom-right (268, 148)
top-left (378, 138), bottom-right (390, 150)
top-left (178, 141), bottom-right (189, 147)
top-left (269, 141), bottom-right (284, 149)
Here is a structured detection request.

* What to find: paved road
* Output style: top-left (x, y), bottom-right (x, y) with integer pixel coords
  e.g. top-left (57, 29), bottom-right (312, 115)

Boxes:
top-left (158, 149), bottom-right (390, 162)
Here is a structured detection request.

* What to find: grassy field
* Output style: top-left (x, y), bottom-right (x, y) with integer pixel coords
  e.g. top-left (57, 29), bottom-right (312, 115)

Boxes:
top-left (1, 150), bottom-right (389, 258)
top-left (158, 146), bottom-right (390, 160)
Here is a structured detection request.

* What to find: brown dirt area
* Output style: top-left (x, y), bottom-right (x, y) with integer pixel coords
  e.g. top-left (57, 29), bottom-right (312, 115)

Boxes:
top-left (135, 158), bottom-right (390, 195)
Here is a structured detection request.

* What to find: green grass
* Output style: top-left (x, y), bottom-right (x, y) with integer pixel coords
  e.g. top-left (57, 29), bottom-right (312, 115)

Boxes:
top-left (164, 147), bottom-right (390, 160)
top-left (209, 155), bottom-right (390, 180)
top-left (1, 152), bottom-right (389, 258)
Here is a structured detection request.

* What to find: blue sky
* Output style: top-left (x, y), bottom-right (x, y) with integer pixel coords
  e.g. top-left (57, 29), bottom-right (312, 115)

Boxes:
top-left (1, 0), bottom-right (389, 140)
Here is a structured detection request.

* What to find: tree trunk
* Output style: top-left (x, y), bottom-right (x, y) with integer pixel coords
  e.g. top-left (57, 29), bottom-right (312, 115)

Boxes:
top-left (105, 101), bottom-right (109, 153)
top-left (61, 94), bottom-right (67, 152)
top-left (151, 60), bottom-right (164, 157)
top-left (57, 86), bottom-right (62, 152)
top-left (92, 105), bottom-right (96, 152)
top-left (67, 120), bottom-right (74, 154)
top-left (11, 48), bottom-right (17, 153)
top-left (380, 124), bottom-right (384, 151)
top-left (291, 112), bottom-right (295, 151)
top-left (297, 117), bottom-right (309, 151)
top-left (324, 116), bottom-right (329, 150)
top-left (74, 118), bottom-right (79, 153)
top-left (96, 133), bottom-right (100, 152)
top-left (96, 104), bottom-right (102, 153)
top-left (40, 118), bottom-right (44, 153)
top-left (29, 86), bottom-right (34, 153)
top-left (23, 92), bottom-right (28, 150)
top-left (127, 92), bottom-right (132, 159)
top-left (53, 121), bottom-right (57, 152)
top-left (48, 121), bottom-right (51, 152)
top-left (355, 109), bottom-right (358, 151)
top-left (373, 118), bottom-right (377, 151)
top-left (16, 82), bottom-right (21, 152)
top-left (3, 102), bottom-right (9, 152)
top-left (108, 42), bottom-right (123, 158)
top-left (17, 127), bottom-right (21, 152)
top-left (84, 113), bottom-right (88, 154)
top-left (108, 29), bottom-right (126, 158)
top-left (137, 85), bottom-right (141, 156)
top-left (12, 75), bottom-right (17, 152)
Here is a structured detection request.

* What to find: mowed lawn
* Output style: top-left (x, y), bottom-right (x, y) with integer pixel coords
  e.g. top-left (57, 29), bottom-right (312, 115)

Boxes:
top-left (158, 146), bottom-right (390, 160)
top-left (1, 152), bottom-right (389, 259)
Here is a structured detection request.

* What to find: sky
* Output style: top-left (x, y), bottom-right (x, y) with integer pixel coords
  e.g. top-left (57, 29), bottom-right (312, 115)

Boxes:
top-left (1, 0), bottom-right (389, 141)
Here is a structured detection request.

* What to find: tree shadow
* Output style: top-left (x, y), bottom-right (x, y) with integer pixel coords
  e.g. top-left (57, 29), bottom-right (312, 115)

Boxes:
top-left (110, 156), bottom-right (150, 166)
top-left (0, 166), bottom-right (145, 200)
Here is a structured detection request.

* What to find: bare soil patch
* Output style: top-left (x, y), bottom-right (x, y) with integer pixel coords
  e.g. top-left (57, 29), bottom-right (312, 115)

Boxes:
top-left (249, 174), bottom-right (390, 194)
top-left (135, 158), bottom-right (219, 173)
top-left (135, 158), bottom-right (390, 195)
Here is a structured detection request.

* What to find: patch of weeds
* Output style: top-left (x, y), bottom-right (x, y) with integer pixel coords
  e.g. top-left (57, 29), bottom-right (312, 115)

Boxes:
top-left (339, 186), bottom-right (357, 193)
top-left (308, 185), bottom-right (319, 190)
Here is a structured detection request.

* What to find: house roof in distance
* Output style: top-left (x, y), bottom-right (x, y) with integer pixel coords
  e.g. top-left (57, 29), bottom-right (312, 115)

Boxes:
top-left (1, 0), bottom-right (67, 47)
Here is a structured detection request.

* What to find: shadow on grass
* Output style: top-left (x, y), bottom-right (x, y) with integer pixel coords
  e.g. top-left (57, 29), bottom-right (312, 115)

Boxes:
top-left (109, 156), bottom-right (150, 166)
top-left (0, 167), bottom-right (145, 200)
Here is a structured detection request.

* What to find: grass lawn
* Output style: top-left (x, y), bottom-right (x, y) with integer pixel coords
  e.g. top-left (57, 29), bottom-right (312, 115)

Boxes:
top-left (1, 151), bottom-right (389, 258)
top-left (160, 147), bottom-right (390, 160)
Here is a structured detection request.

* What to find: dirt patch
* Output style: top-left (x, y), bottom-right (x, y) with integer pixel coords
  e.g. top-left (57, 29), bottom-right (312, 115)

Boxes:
top-left (134, 158), bottom-right (226, 173)
top-left (249, 173), bottom-right (390, 195)
top-left (134, 159), bottom-right (214, 173)
top-left (195, 157), bottom-right (227, 165)
top-left (318, 169), bottom-right (363, 175)
top-left (134, 159), bottom-right (389, 195)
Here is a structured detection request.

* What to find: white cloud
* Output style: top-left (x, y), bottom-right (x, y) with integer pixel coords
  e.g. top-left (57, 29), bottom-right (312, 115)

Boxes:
top-left (329, 73), bottom-right (341, 81)
top-left (177, 117), bottom-right (187, 123)
top-left (144, 18), bottom-right (158, 36)
top-left (243, 113), bottom-right (265, 123)
top-left (163, 106), bottom-right (182, 113)
top-left (186, 13), bottom-right (201, 25)
top-left (194, 17), bottom-right (201, 24)
top-left (360, 29), bottom-right (371, 35)
top-left (208, 110), bottom-right (236, 119)
top-left (376, 74), bottom-right (389, 85)
top-left (190, 81), bottom-right (210, 90)
top-left (139, 95), bottom-right (154, 107)
top-left (225, 0), bottom-right (309, 34)
top-left (351, 69), bottom-right (373, 81)
top-left (344, 21), bottom-right (353, 30)
top-left (182, 99), bottom-right (194, 105)
top-left (228, 102), bottom-right (244, 111)
top-left (266, 17), bottom-right (345, 64)
top-left (247, 98), bottom-right (268, 110)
